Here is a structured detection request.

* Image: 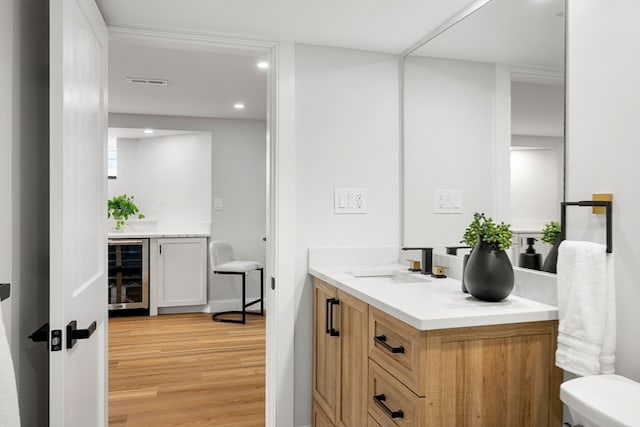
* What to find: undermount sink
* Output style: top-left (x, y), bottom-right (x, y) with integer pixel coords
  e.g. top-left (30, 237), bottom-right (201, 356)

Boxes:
top-left (349, 267), bottom-right (432, 284)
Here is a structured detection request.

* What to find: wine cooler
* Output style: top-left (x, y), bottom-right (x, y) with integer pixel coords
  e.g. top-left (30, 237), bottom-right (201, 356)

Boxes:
top-left (108, 239), bottom-right (149, 312)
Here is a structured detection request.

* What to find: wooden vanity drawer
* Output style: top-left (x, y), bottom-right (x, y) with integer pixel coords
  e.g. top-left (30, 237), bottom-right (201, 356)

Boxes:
top-left (368, 414), bottom-right (383, 427)
top-left (368, 360), bottom-right (424, 427)
top-left (369, 307), bottom-right (428, 396)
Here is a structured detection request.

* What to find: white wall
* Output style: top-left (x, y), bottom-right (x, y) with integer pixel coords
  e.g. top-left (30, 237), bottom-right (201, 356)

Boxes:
top-left (108, 132), bottom-right (212, 223)
top-left (404, 56), bottom-right (497, 246)
top-left (510, 135), bottom-right (564, 230)
top-left (293, 44), bottom-right (400, 426)
top-left (566, 0), bottom-right (640, 382)
top-left (511, 80), bottom-right (564, 137)
top-left (108, 114), bottom-right (267, 306)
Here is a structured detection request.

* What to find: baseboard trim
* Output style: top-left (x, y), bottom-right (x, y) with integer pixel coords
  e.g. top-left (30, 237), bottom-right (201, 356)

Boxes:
top-left (157, 304), bottom-right (210, 315)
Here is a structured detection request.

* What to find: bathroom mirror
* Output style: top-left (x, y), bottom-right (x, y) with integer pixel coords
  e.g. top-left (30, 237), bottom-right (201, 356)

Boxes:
top-left (402, 0), bottom-right (565, 249)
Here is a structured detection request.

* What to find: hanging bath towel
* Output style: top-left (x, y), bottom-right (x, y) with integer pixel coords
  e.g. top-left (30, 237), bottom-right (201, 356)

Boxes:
top-left (555, 240), bottom-right (616, 376)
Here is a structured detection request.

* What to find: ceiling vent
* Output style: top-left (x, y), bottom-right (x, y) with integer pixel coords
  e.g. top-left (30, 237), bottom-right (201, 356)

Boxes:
top-left (125, 77), bottom-right (168, 86)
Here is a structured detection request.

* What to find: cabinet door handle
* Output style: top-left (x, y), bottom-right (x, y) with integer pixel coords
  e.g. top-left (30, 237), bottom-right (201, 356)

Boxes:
top-left (373, 394), bottom-right (404, 419)
top-left (374, 335), bottom-right (405, 354)
top-left (329, 298), bottom-right (340, 337)
top-left (325, 298), bottom-right (332, 334)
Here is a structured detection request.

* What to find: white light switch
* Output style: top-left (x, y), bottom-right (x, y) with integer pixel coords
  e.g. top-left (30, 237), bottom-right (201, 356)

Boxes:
top-left (334, 188), bottom-right (367, 214)
top-left (214, 198), bottom-right (223, 211)
top-left (434, 189), bottom-right (463, 214)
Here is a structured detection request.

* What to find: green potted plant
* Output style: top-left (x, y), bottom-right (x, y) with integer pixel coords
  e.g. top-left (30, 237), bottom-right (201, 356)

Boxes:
top-left (461, 212), bottom-right (485, 248)
top-left (541, 221), bottom-right (561, 245)
top-left (459, 212), bottom-right (484, 293)
top-left (107, 194), bottom-right (145, 230)
top-left (541, 220), bottom-right (561, 273)
top-left (463, 212), bottom-right (514, 301)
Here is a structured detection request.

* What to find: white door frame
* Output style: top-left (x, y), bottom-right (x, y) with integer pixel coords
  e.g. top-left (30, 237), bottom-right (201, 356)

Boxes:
top-left (107, 26), bottom-right (296, 426)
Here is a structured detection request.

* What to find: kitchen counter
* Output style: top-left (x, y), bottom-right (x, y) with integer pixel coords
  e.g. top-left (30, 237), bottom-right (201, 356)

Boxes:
top-left (309, 264), bottom-right (558, 330)
top-left (108, 231), bottom-right (210, 239)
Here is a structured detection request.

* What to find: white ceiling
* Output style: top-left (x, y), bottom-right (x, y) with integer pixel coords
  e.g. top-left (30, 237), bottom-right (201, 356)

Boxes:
top-left (108, 39), bottom-right (268, 120)
top-left (96, 0), bottom-right (475, 54)
top-left (410, 0), bottom-right (565, 71)
top-left (98, 0), bottom-right (476, 120)
top-left (99, 0), bottom-right (564, 121)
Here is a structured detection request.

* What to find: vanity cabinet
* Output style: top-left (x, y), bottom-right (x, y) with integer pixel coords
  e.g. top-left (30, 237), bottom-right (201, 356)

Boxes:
top-left (313, 278), bottom-right (368, 427)
top-left (368, 307), bottom-right (561, 426)
top-left (312, 277), bottom-right (562, 427)
top-left (156, 237), bottom-right (207, 307)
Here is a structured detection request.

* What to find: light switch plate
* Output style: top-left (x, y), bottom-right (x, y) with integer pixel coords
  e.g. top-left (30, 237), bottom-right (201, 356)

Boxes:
top-left (214, 198), bottom-right (223, 211)
top-left (434, 189), bottom-right (463, 214)
top-left (334, 188), bottom-right (367, 214)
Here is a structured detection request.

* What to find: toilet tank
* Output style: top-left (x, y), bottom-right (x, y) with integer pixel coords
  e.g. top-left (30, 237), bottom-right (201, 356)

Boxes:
top-left (560, 374), bottom-right (640, 427)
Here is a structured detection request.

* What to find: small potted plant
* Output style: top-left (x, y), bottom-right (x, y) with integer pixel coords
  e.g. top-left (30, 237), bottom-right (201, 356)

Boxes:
top-left (459, 212), bottom-right (484, 293)
top-left (107, 194), bottom-right (145, 230)
top-left (463, 212), bottom-right (514, 302)
top-left (541, 220), bottom-right (561, 273)
top-left (541, 221), bottom-right (561, 245)
top-left (461, 212), bottom-right (485, 248)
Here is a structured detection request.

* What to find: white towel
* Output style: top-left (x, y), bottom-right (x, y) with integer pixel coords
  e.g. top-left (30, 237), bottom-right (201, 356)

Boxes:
top-left (0, 303), bottom-right (20, 426)
top-left (555, 240), bottom-right (616, 376)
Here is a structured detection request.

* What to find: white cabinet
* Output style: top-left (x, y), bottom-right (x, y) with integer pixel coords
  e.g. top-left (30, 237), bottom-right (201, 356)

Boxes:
top-left (156, 237), bottom-right (208, 307)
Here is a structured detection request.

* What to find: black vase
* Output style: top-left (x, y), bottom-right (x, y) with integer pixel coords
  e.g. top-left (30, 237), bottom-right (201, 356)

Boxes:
top-left (542, 235), bottom-right (561, 274)
top-left (461, 253), bottom-right (470, 293)
top-left (464, 237), bottom-right (514, 302)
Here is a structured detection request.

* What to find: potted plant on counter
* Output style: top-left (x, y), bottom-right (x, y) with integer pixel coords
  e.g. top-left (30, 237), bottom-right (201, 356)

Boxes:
top-left (463, 213), bottom-right (514, 302)
top-left (541, 220), bottom-right (561, 273)
top-left (460, 212), bottom-right (484, 293)
top-left (108, 194), bottom-right (145, 231)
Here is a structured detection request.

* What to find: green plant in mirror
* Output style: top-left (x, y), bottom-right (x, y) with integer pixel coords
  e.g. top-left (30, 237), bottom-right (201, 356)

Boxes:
top-left (107, 194), bottom-right (144, 230)
top-left (462, 212), bottom-right (512, 251)
top-left (541, 220), bottom-right (561, 244)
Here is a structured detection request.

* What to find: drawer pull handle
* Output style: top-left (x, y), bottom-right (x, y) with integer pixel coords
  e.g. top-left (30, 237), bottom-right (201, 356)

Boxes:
top-left (374, 335), bottom-right (404, 354)
top-left (373, 394), bottom-right (404, 419)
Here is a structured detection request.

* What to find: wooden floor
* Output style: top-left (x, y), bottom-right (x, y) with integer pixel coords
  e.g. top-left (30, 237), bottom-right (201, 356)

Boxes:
top-left (108, 313), bottom-right (265, 427)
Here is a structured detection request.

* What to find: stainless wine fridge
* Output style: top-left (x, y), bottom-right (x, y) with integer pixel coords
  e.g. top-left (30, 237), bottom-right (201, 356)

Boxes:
top-left (108, 239), bottom-right (149, 312)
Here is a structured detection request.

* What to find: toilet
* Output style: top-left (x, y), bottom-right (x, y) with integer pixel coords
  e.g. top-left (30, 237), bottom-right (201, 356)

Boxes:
top-left (560, 374), bottom-right (640, 427)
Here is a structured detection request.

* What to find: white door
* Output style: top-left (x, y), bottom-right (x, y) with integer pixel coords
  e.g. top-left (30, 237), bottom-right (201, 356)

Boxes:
top-left (49, 1), bottom-right (108, 426)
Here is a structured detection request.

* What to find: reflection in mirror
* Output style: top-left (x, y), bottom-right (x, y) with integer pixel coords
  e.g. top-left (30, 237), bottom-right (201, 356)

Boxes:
top-left (402, 0), bottom-right (565, 263)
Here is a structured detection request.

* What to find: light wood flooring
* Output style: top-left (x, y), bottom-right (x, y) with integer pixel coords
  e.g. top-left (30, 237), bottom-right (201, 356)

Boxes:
top-left (108, 313), bottom-right (265, 427)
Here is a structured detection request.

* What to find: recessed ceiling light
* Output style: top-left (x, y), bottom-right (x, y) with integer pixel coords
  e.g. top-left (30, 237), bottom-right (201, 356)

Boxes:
top-left (257, 61), bottom-right (269, 70)
top-left (234, 103), bottom-right (246, 110)
top-left (143, 129), bottom-right (154, 134)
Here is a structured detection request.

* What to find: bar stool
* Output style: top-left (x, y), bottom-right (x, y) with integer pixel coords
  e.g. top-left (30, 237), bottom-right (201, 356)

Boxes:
top-left (209, 241), bottom-right (264, 324)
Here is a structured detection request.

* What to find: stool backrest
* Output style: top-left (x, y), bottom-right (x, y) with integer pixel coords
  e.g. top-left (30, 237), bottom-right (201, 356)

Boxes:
top-left (209, 241), bottom-right (235, 268)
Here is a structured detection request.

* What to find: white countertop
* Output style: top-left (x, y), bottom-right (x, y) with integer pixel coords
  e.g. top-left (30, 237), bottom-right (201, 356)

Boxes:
top-left (309, 264), bottom-right (558, 331)
top-left (108, 231), bottom-right (210, 239)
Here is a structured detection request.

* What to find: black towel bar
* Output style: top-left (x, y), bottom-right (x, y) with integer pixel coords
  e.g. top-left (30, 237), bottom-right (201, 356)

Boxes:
top-left (0, 283), bottom-right (9, 302)
top-left (560, 201), bottom-right (612, 253)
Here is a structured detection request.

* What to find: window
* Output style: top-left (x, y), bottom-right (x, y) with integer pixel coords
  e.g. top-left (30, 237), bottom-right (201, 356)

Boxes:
top-left (107, 138), bottom-right (117, 179)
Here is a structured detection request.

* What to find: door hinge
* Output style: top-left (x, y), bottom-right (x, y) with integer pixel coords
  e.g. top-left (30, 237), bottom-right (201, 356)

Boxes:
top-left (271, 277), bottom-right (275, 290)
top-left (51, 329), bottom-right (62, 351)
